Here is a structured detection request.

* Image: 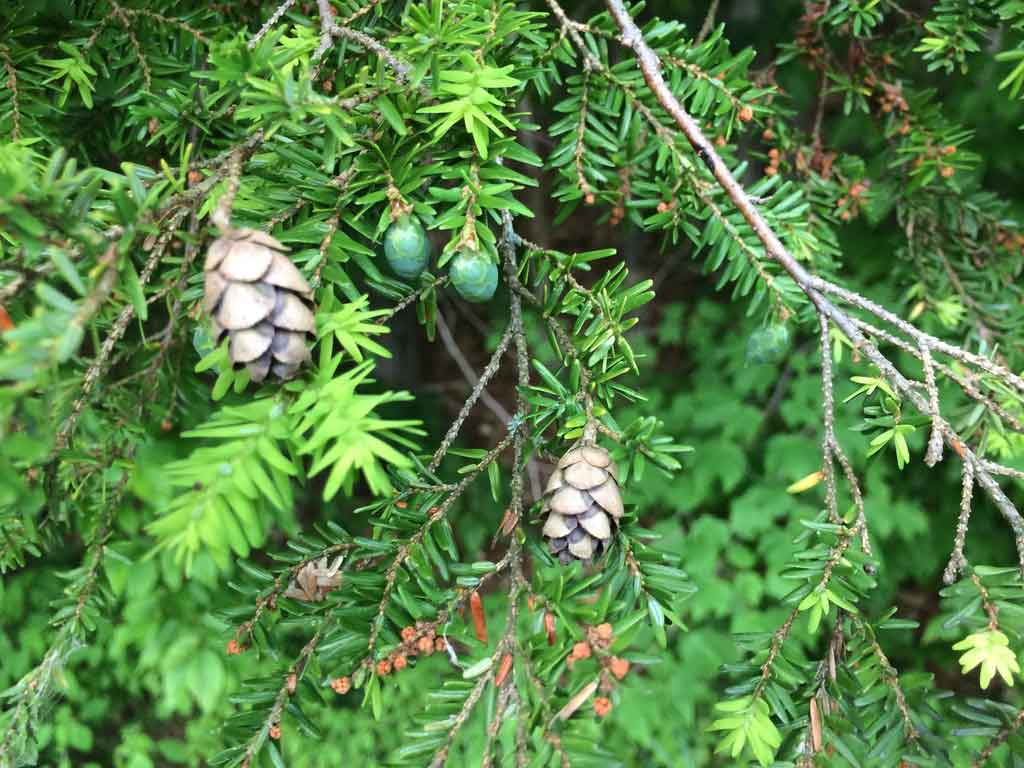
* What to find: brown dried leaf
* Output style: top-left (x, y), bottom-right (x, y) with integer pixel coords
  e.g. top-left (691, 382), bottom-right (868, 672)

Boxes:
top-left (557, 680), bottom-right (598, 721)
top-left (469, 592), bottom-right (488, 643)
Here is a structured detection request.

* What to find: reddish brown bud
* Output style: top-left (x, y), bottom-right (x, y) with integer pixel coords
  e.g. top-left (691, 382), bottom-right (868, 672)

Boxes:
top-left (269, 724), bottom-right (282, 740)
top-left (226, 639), bottom-right (243, 655)
top-left (187, 169), bottom-right (202, 186)
top-left (393, 654), bottom-right (408, 671)
top-left (418, 636), bottom-right (435, 655)
top-left (593, 697), bottom-right (612, 717)
top-left (608, 657), bottom-right (630, 680)
top-left (595, 623), bottom-right (613, 642)
top-left (544, 612), bottom-right (556, 646)
top-left (738, 106), bottom-right (754, 122)
top-left (571, 641), bottom-right (591, 660)
top-left (160, 420), bottom-right (173, 432)
top-left (376, 659), bottom-right (392, 676)
top-left (330, 676), bottom-right (351, 694)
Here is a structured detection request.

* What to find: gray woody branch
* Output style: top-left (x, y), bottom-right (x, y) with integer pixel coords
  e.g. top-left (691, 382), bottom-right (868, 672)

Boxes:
top-left (602, 0), bottom-right (1024, 574)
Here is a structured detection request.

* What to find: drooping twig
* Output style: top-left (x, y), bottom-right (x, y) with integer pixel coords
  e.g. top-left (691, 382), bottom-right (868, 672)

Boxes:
top-left (313, 0), bottom-right (411, 82)
top-left (365, 428), bottom-right (520, 662)
top-left (943, 457), bottom-right (975, 584)
top-left (819, 316), bottom-right (841, 525)
top-left (752, 517), bottom-right (863, 701)
top-left (430, 316), bottom-right (514, 472)
top-left (92, 1), bottom-right (162, 91)
top-left (574, 70), bottom-right (594, 202)
top-left (969, 571), bottom-right (1000, 632)
top-left (851, 615), bottom-right (920, 744)
top-left (210, 146), bottom-right (244, 232)
top-left (819, 316), bottom-right (870, 549)
top-left (502, 211), bottom-right (541, 500)
top-left (695, 0), bottom-right (720, 45)
top-left (249, 0), bottom-right (298, 48)
top-left (971, 705), bottom-right (1024, 767)
top-left (920, 345), bottom-right (945, 467)
top-left (53, 206), bottom-right (192, 455)
top-left (0, 46), bottom-right (20, 141)
top-left (0, 458), bottom-right (134, 761)
top-left (239, 626), bottom-right (328, 768)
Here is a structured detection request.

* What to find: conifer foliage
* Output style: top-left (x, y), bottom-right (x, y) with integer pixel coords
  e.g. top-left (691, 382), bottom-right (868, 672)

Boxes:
top-left (1, 1), bottom-right (1024, 766)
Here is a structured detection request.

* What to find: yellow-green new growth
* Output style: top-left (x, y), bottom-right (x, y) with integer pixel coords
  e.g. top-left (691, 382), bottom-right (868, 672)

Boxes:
top-left (953, 629), bottom-right (1021, 689)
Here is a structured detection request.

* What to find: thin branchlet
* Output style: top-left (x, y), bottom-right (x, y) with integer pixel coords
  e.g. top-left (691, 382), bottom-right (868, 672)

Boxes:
top-left (365, 428), bottom-right (520, 663)
top-left (0, 46), bottom-right (20, 140)
top-left (971, 706), bottom-right (1024, 767)
top-left (249, 0), bottom-right (298, 48)
top-left (819, 316), bottom-right (841, 525)
top-left (430, 318), bottom-right (514, 472)
top-left (943, 460), bottom-right (975, 584)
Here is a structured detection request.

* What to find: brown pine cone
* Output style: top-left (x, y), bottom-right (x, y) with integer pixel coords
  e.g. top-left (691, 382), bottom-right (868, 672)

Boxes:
top-left (542, 442), bottom-right (623, 563)
top-left (203, 229), bottom-right (315, 382)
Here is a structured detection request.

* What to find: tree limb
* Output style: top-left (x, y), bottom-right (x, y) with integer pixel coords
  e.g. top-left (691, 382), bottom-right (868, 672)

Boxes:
top-left (603, 0), bottom-right (1024, 573)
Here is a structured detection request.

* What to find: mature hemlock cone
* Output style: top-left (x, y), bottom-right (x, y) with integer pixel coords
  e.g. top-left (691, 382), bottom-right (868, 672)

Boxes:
top-left (203, 228), bottom-right (315, 382)
top-left (542, 442), bottom-right (623, 563)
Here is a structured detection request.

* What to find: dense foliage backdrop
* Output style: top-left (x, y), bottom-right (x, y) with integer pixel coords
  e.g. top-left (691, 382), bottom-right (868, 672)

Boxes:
top-left (2, 1), bottom-right (1024, 766)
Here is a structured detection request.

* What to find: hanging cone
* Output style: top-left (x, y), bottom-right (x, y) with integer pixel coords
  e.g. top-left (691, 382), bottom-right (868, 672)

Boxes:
top-left (202, 228), bottom-right (315, 383)
top-left (541, 441), bottom-right (623, 564)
